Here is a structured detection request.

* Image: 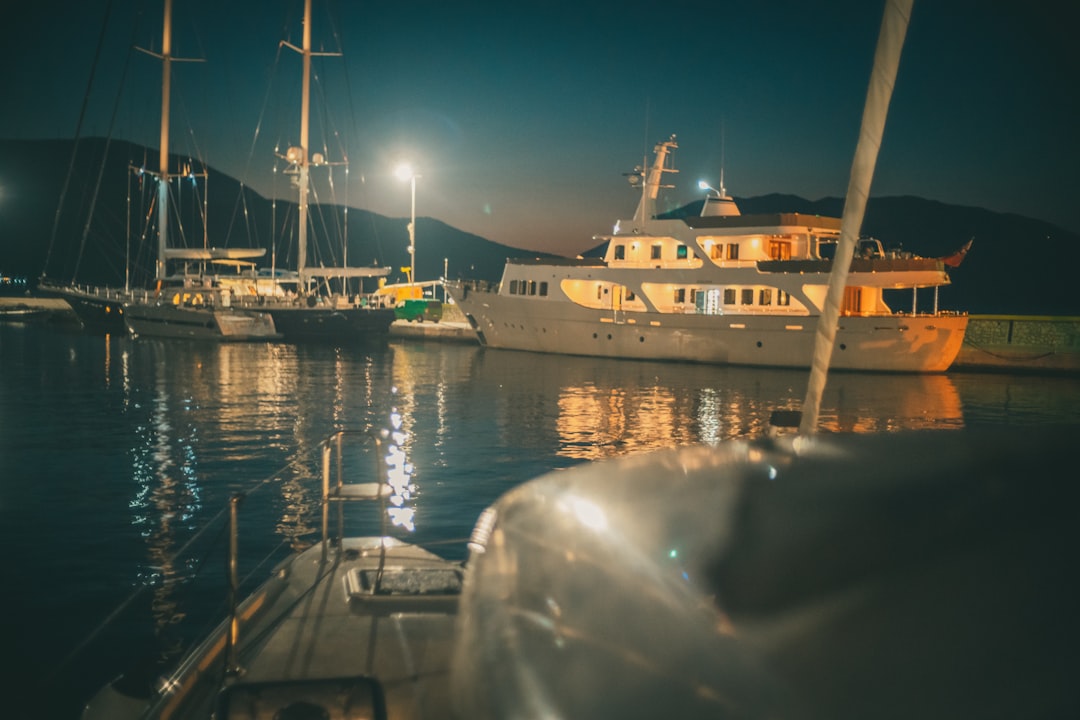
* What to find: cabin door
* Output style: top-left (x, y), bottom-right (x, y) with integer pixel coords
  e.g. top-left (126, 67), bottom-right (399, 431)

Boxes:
top-left (842, 287), bottom-right (863, 314)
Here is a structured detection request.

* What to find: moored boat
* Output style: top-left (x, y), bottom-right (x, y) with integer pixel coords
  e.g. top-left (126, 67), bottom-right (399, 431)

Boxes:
top-left (75, 3), bottom-right (1076, 718)
top-left (445, 135), bottom-right (969, 373)
top-left (42, 0), bottom-right (277, 342)
top-left (122, 283), bottom-right (280, 341)
top-left (236, 0), bottom-right (397, 345)
top-left (81, 429), bottom-right (463, 719)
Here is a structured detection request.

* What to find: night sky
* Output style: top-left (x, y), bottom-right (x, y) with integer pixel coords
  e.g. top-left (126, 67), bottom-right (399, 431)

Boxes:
top-left (2, 0), bottom-right (1076, 256)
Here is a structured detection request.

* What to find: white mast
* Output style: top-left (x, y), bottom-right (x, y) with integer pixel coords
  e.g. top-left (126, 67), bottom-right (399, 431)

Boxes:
top-left (799, 0), bottom-right (914, 434)
top-left (281, 0), bottom-right (342, 290)
top-left (156, 0), bottom-right (173, 282)
top-left (632, 135), bottom-right (678, 227)
top-left (297, 0), bottom-right (312, 287)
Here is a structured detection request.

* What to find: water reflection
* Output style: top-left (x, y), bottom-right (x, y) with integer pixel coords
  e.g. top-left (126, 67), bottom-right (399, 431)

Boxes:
top-left (464, 349), bottom-right (966, 461)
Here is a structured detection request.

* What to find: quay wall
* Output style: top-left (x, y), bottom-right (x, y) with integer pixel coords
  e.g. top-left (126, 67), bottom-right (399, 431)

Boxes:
top-left (954, 315), bottom-right (1080, 374)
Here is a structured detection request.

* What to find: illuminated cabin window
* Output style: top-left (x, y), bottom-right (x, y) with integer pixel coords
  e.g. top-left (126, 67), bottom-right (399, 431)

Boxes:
top-left (741, 288), bottom-right (754, 305)
top-left (710, 244), bottom-right (723, 260)
top-left (689, 288), bottom-right (697, 304)
top-left (778, 290), bottom-right (791, 306)
top-left (674, 288), bottom-right (686, 303)
top-left (651, 245), bottom-right (662, 260)
top-left (727, 244), bottom-right (740, 260)
top-left (614, 245), bottom-right (625, 260)
top-left (769, 240), bottom-right (792, 260)
top-left (539, 281), bottom-right (548, 296)
top-left (723, 288), bottom-right (736, 305)
top-left (626, 290), bottom-right (636, 301)
top-left (677, 244), bottom-right (688, 259)
top-left (759, 288), bottom-right (772, 305)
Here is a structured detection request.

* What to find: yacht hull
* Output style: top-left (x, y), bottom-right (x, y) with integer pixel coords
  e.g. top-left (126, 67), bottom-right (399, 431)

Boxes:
top-left (124, 303), bottom-right (280, 341)
top-left (41, 284), bottom-right (129, 334)
top-left (448, 285), bottom-right (967, 372)
top-left (264, 304), bottom-right (396, 344)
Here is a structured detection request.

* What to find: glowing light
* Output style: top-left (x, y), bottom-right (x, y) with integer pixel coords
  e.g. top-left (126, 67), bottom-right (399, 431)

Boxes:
top-left (570, 497), bottom-right (607, 531)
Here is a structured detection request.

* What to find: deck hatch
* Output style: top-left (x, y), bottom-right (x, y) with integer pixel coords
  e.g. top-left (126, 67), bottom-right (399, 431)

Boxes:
top-left (345, 567), bottom-right (463, 598)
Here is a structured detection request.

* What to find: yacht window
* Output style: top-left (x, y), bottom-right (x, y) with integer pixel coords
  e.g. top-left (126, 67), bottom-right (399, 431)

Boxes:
top-left (769, 241), bottom-right (791, 260)
top-left (614, 245), bottom-right (626, 260)
top-left (677, 244), bottom-right (688, 259)
top-left (509, 280), bottom-right (519, 295)
top-left (651, 245), bottom-right (662, 260)
top-left (674, 288), bottom-right (686, 303)
top-left (727, 244), bottom-right (740, 260)
top-left (759, 288), bottom-right (772, 305)
top-left (710, 244), bottom-right (724, 260)
top-left (528, 281), bottom-right (537, 296)
top-left (627, 290), bottom-right (636, 301)
top-left (741, 288), bottom-right (754, 305)
top-left (539, 281), bottom-right (548, 296)
top-left (778, 290), bottom-right (791, 306)
top-left (723, 288), bottom-right (736, 305)
top-left (689, 288), bottom-right (697, 304)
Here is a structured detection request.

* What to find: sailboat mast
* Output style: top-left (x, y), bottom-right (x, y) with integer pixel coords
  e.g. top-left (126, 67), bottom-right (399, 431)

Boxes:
top-left (157, 0), bottom-right (173, 282)
top-left (297, 0), bottom-right (312, 286)
top-left (799, 0), bottom-right (913, 434)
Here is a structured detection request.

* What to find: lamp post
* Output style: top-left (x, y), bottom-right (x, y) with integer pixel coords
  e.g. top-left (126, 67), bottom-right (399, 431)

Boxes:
top-left (395, 163), bottom-right (419, 286)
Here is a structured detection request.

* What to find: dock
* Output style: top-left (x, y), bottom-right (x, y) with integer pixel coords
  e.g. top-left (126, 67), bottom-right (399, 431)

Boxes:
top-left (389, 319), bottom-right (476, 343)
top-left (953, 315), bottom-right (1080, 374)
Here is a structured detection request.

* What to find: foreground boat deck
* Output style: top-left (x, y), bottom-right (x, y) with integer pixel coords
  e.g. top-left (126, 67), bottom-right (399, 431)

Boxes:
top-left (140, 537), bottom-right (462, 719)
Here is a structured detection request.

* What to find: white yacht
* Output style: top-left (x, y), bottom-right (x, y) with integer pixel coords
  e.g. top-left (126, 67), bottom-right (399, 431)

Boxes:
top-left (445, 136), bottom-right (968, 372)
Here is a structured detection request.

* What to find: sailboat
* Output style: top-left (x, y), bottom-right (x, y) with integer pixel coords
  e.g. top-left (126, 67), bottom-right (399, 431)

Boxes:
top-left (76, 2), bottom-right (1078, 718)
top-left (232, 0), bottom-right (397, 344)
top-left (42, 0), bottom-right (280, 341)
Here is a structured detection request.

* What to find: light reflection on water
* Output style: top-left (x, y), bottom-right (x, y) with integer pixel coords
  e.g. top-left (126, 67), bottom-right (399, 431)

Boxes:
top-left (2, 322), bottom-right (1080, 717)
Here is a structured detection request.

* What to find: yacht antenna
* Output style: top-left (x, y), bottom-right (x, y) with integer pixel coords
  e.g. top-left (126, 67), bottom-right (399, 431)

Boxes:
top-left (719, 120), bottom-right (726, 198)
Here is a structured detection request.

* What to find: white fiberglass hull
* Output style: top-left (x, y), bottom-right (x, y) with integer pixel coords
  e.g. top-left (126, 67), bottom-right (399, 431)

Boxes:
top-left (448, 285), bottom-right (967, 372)
top-left (124, 302), bottom-right (281, 341)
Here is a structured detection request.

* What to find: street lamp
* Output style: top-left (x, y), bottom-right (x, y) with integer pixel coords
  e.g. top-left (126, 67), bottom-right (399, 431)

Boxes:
top-left (395, 163), bottom-right (420, 286)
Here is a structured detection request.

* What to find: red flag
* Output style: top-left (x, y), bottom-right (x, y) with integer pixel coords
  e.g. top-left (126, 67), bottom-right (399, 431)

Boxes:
top-left (941, 237), bottom-right (973, 268)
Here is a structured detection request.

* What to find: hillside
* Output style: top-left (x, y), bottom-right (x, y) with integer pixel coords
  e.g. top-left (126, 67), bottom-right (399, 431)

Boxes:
top-left (3, 138), bottom-right (1078, 315)
top-left (0, 138), bottom-right (554, 291)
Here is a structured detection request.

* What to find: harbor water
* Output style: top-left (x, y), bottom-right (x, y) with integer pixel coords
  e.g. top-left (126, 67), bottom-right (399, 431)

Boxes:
top-left (2, 321), bottom-right (1079, 718)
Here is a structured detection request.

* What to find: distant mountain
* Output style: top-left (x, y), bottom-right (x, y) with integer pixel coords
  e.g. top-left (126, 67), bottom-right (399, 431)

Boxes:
top-left (3, 138), bottom-right (1077, 315)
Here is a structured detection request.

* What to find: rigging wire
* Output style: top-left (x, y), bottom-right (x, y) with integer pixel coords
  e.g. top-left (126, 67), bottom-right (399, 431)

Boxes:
top-left (43, 0), bottom-right (115, 278)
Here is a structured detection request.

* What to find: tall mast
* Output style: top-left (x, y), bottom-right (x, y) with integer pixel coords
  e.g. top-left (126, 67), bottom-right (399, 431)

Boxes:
top-left (156, 0), bottom-right (173, 281)
top-left (799, 0), bottom-right (913, 433)
top-left (297, 0), bottom-right (311, 285)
